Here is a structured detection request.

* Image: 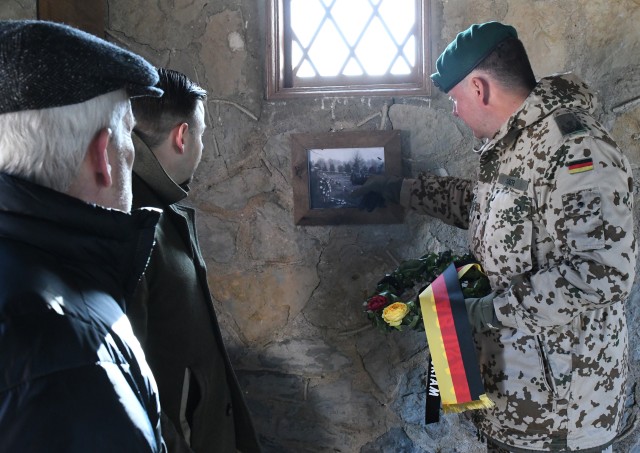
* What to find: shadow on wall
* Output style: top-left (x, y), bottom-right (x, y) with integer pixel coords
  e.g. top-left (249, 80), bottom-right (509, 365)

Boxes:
top-left (233, 326), bottom-right (483, 452)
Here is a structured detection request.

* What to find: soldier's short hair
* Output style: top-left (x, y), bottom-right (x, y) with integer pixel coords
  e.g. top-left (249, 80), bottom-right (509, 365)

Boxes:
top-left (474, 37), bottom-right (537, 94)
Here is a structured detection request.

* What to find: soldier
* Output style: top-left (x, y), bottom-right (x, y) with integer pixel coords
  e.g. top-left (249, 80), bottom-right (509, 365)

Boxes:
top-left (353, 21), bottom-right (635, 453)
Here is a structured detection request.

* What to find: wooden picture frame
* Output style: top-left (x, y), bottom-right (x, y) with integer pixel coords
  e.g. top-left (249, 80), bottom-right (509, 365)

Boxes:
top-left (291, 130), bottom-right (404, 226)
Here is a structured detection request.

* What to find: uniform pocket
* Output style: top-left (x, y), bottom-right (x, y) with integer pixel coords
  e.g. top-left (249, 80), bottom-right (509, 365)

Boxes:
top-left (484, 188), bottom-right (533, 249)
top-left (561, 188), bottom-right (604, 251)
top-left (536, 336), bottom-right (558, 397)
top-left (536, 327), bottom-right (575, 401)
top-left (478, 187), bottom-right (533, 280)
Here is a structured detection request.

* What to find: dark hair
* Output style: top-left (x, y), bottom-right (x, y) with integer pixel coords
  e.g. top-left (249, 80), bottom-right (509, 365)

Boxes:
top-left (474, 37), bottom-right (536, 94)
top-left (131, 67), bottom-right (207, 149)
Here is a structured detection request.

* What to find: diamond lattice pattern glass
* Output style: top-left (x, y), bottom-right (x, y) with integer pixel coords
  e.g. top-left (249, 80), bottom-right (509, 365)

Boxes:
top-left (290, 0), bottom-right (416, 79)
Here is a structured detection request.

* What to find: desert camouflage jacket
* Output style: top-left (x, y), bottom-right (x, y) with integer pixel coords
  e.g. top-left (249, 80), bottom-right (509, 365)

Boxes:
top-left (401, 73), bottom-right (636, 452)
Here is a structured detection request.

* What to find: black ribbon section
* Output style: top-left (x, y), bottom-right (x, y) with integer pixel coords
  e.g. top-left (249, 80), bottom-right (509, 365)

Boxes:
top-left (425, 354), bottom-right (441, 424)
top-left (443, 263), bottom-right (485, 401)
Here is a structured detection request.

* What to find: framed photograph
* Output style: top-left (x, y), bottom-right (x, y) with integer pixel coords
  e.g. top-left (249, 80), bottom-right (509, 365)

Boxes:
top-left (290, 130), bottom-right (404, 225)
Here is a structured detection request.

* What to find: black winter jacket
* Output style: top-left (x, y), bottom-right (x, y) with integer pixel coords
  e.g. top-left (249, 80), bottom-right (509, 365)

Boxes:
top-left (0, 173), bottom-right (165, 452)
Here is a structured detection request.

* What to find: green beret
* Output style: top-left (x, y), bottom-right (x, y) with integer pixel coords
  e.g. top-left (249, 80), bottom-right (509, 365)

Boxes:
top-left (431, 21), bottom-right (517, 93)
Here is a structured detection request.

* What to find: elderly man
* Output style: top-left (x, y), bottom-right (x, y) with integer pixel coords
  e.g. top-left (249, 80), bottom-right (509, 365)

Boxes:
top-left (355, 22), bottom-right (635, 452)
top-left (0, 20), bottom-right (166, 452)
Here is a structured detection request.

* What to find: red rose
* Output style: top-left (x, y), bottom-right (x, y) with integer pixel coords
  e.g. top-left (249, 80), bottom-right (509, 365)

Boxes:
top-left (367, 295), bottom-right (389, 311)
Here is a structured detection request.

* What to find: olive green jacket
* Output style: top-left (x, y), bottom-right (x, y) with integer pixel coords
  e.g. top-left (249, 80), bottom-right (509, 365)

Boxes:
top-left (401, 74), bottom-right (636, 452)
top-left (128, 134), bottom-right (261, 453)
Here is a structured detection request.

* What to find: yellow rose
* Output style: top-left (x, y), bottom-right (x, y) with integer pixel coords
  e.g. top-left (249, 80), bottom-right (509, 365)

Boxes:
top-left (382, 302), bottom-right (409, 327)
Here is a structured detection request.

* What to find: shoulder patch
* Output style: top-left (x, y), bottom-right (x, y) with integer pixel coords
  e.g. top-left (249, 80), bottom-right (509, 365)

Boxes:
top-left (554, 112), bottom-right (587, 137)
top-left (567, 158), bottom-right (594, 174)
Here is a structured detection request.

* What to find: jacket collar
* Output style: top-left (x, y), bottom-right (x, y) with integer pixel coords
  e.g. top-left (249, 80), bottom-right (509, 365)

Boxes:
top-left (477, 73), bottom-right (597, 156)
top-left (0, 173), bottom-right (160, 300)
top-left (132, 132), bottom-right (188, 205)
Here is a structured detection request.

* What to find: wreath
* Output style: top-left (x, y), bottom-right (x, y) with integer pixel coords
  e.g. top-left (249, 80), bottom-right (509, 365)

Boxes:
top-left (363, 251), bottom-right (491, 332)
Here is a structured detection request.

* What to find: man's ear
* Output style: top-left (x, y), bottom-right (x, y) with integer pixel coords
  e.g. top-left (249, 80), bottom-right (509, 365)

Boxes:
top-left (173, 122), bottom-right (189, 154)
top-left (471, 75), bottom-right (490, 105)
top-left (89, 127), bottom-right (112, 188)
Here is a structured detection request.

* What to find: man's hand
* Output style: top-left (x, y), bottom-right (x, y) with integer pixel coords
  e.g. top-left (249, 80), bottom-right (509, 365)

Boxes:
top-left (464, 292), bottom-right (501, 331)
top-left (349, 175), bottom-right (404, 211)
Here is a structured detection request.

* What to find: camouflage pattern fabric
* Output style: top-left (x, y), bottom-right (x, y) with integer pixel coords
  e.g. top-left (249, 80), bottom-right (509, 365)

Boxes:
top-left (400, 73), bottom-right (636, 452)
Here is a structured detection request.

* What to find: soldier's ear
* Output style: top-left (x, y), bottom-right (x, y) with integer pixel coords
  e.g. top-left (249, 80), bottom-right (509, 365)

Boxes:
top-left (470, 75), bottom-right (490, 105)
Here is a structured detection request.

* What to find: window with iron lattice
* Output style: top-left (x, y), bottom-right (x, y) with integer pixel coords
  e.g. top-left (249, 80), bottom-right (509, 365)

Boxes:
top-left (266, 0), bottom-right (431, 99)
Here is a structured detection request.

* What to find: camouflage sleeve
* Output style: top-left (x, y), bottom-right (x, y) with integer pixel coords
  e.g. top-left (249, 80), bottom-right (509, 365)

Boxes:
top-left (399, 173), bottom-right (474, 229)
top-left (494, 136), bottom-right (636, 334)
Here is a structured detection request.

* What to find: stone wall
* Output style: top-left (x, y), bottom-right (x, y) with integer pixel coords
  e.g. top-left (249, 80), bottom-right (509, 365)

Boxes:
top-left (2, 1), bottom-right (640, 451)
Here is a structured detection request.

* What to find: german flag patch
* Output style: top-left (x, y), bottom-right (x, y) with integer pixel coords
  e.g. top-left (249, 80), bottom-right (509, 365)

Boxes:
top-left (567, 158), bottom-right (594, 174)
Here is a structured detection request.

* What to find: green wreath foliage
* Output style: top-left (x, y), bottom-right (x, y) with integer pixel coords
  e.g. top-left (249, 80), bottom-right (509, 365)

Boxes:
top-left (364, 251), bottom-right (491, 332)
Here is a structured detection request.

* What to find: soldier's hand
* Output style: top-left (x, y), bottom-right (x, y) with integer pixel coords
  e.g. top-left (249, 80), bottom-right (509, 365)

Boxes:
top-left (357, 191), bottom-right (386, 212)
top-left (349, 175), bottom-right (404, 206)
top-left (464, 292), bottom-right (501, 331)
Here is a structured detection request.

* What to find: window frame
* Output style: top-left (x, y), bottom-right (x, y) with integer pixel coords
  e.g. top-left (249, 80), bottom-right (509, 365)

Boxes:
top-left (265, 0), bottom-right (431, 99)
top-left (37, 0), bottom-right (105, 38)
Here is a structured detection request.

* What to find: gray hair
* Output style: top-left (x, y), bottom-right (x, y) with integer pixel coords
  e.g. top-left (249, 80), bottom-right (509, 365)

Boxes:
top-left (0, 89), bottom-right (129, 192)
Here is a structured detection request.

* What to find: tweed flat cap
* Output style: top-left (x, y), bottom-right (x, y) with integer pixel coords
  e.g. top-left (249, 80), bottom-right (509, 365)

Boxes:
top-left (0, 20), bottom-right (162, 114)
top-left (431, 21), bottom-right (517, 93)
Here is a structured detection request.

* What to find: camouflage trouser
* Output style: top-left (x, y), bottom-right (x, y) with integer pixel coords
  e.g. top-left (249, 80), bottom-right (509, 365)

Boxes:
top-left (486, 439), bottom-right (613, 453)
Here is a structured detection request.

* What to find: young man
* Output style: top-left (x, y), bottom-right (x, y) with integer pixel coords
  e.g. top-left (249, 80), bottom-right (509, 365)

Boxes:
top-left (128, 68), bottom-right (261, 453)
top-left (354, 22), bottom-right (635, 453)
top-left (0, 20), bottom-right (166, 451)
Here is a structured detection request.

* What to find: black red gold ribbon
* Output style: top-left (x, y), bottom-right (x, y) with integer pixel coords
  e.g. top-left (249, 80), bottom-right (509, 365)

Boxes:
top-left (419, 262), bottom-right (494, 418)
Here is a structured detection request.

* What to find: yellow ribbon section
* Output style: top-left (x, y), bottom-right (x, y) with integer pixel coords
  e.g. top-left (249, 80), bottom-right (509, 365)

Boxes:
top-left (456, 262), bottom-right (481, 277)
top-left (442, 394), bottom-right (494, 414)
